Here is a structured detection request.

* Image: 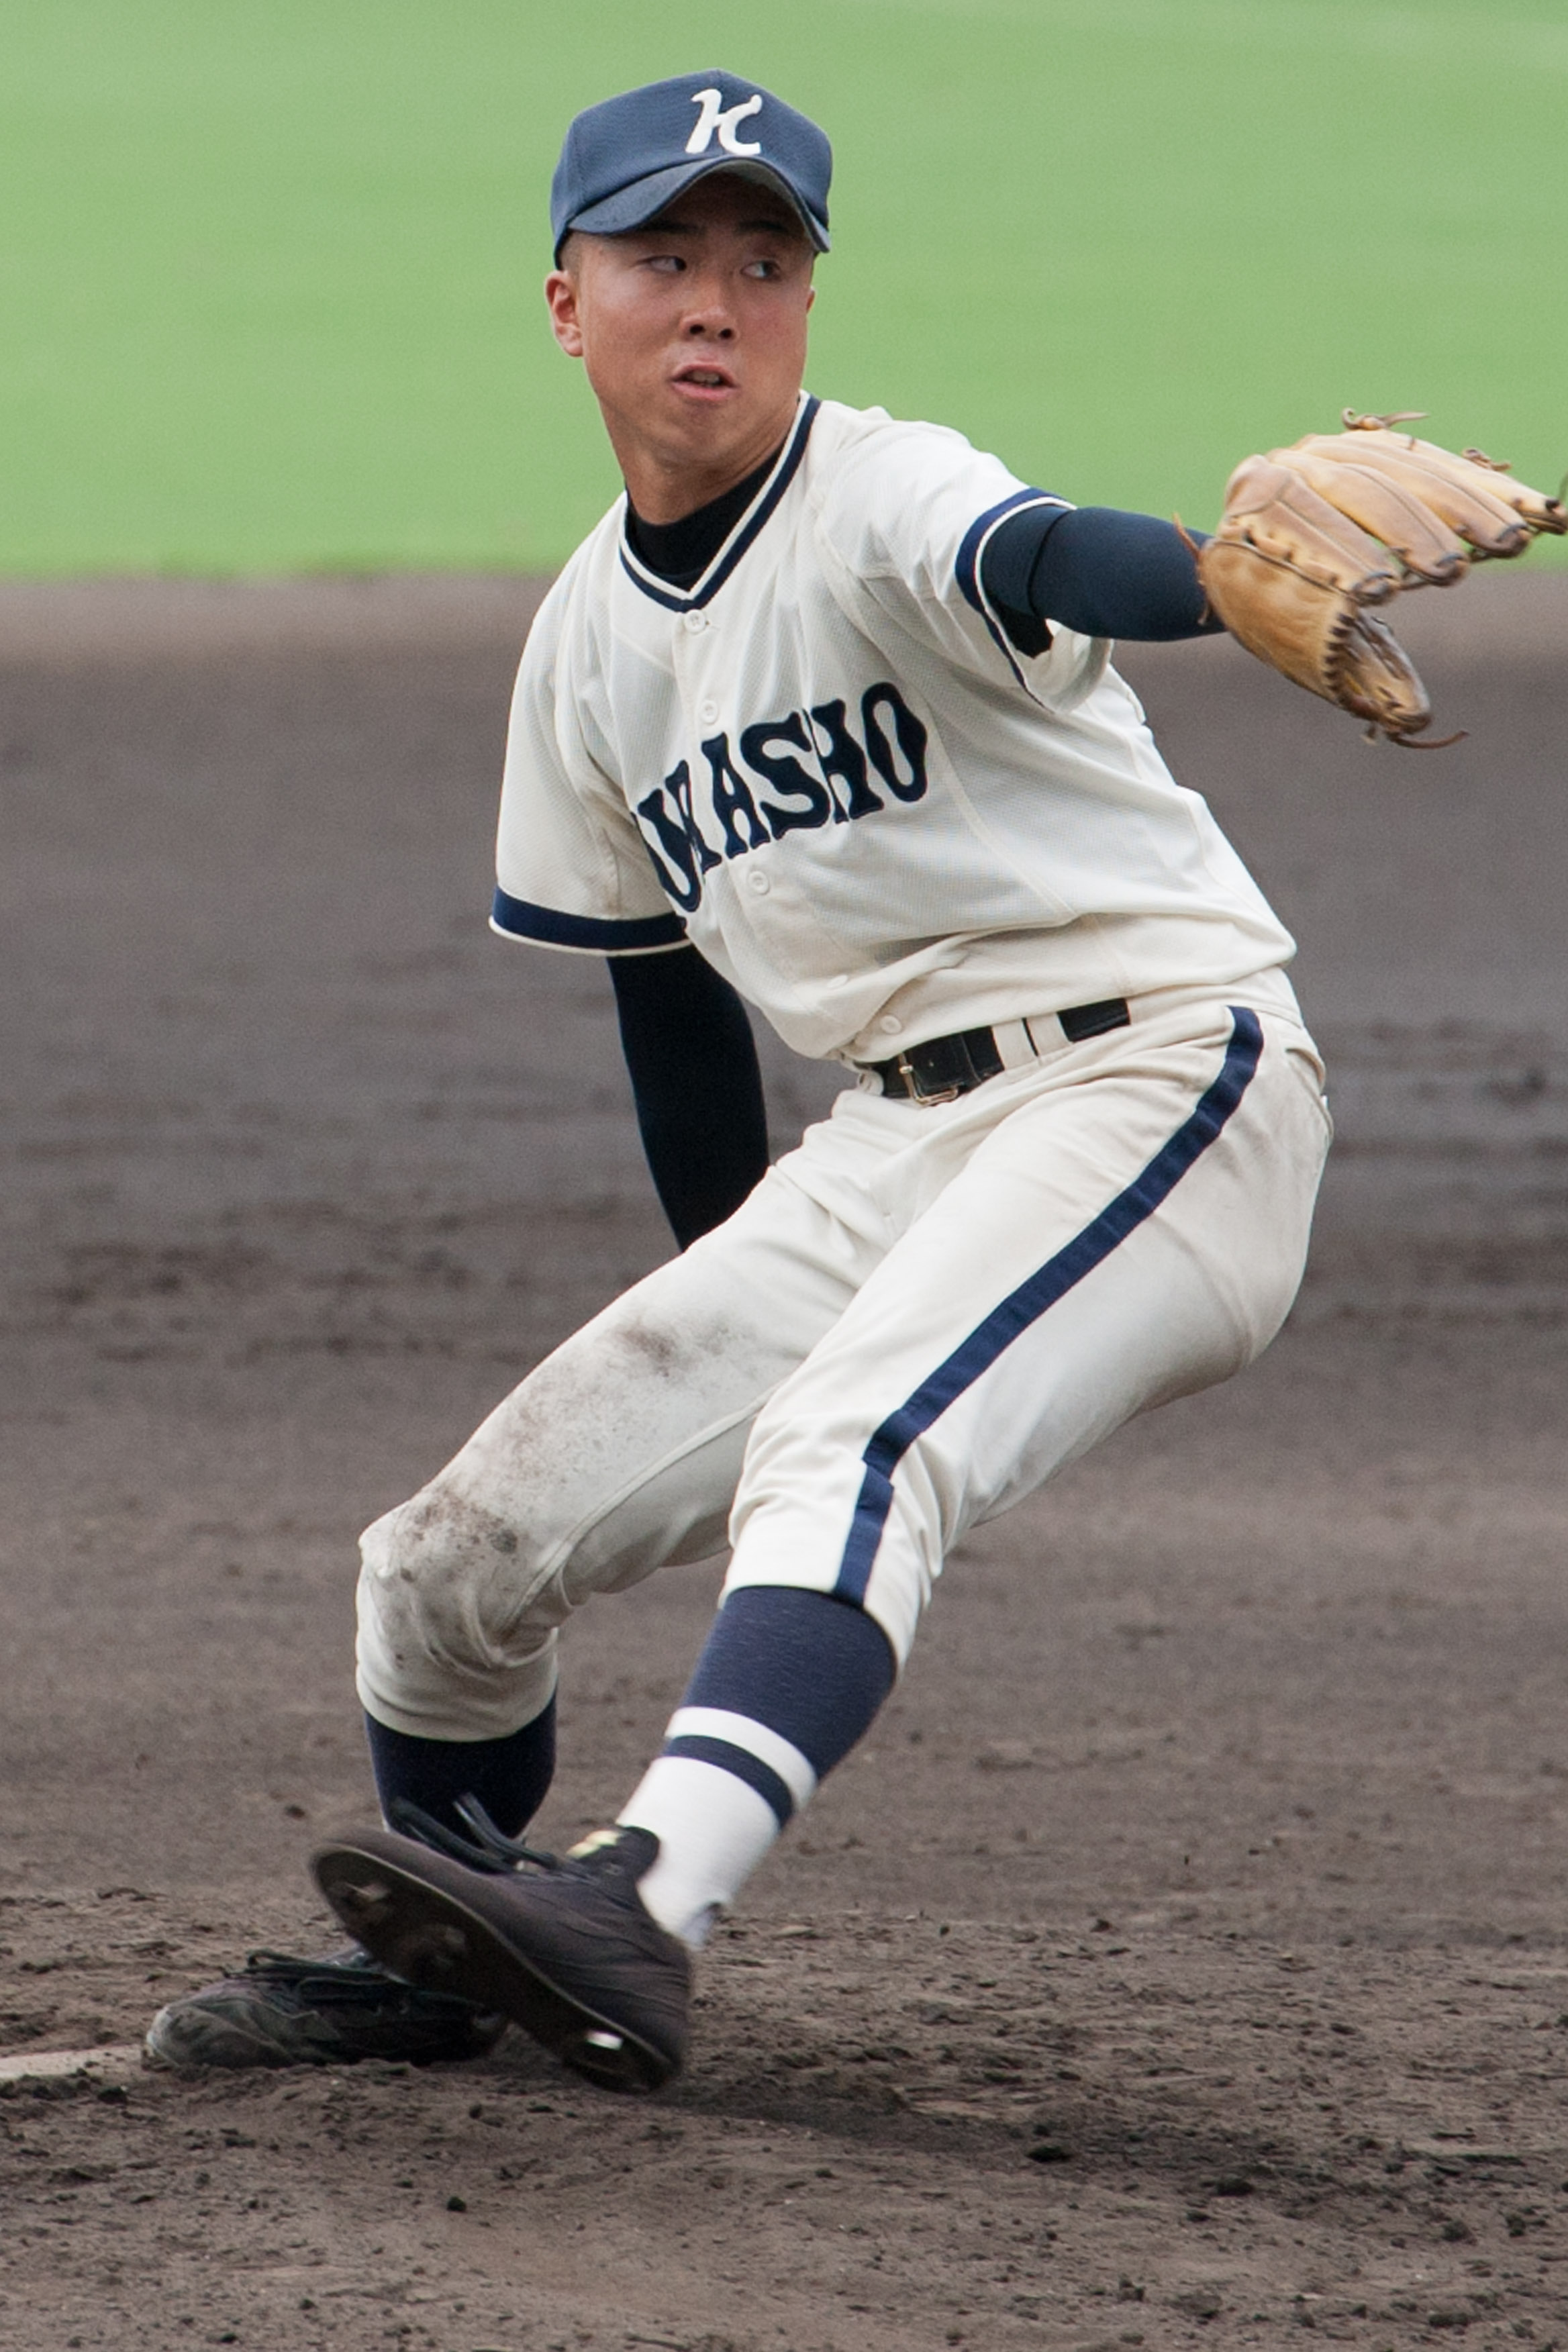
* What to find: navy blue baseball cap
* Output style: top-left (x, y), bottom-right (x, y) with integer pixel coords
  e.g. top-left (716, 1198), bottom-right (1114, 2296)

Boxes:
top-left (550, 71), bottom-right (832, 260)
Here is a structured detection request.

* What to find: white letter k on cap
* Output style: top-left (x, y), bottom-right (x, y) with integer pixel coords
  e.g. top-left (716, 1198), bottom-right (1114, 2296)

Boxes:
top-left (685, 89), bottom-right (764, 156)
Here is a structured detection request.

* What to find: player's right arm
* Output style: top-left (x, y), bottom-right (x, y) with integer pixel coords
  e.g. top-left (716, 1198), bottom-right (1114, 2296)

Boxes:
top-left (491, 572), bottom-right (769, 1249)
top-left (491, 580), bottom-right (687, 960)
top-left (608, 950), bottom-right (770, 1248)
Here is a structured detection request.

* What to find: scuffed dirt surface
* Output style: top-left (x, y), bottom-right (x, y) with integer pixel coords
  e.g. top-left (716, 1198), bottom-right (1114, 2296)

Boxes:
top-left (6, 1896), bottom-right (1568, 2352)
top-left (1, 577), bottom-right (1567, 2350)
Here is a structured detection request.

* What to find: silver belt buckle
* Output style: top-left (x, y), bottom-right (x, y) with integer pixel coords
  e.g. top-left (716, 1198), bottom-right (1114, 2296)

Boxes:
top-left (897, 1052), bottom-right (961, 1107)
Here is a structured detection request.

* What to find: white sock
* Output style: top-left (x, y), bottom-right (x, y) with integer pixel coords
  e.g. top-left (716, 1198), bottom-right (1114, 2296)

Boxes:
top-left (618, 1708), bottom-right (818, 1947)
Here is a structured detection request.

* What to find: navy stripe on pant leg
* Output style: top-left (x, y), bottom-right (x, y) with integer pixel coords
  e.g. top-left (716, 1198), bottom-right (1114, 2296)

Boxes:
top-left (834, 1008), bottom-right (1264, 1604)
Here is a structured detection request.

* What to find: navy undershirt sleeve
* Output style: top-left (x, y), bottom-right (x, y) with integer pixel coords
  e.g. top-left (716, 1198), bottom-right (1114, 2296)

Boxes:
top-left (981, 503), bottom-right (1222, 644)
top-left (609, 947), bottom-right (771, 1249)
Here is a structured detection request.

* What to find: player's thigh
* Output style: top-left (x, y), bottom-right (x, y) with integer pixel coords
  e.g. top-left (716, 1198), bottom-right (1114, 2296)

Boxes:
top-left (726, 1008), bottom-right (1330, 1659)
top-left (355, 1157), bottom-right (875, 1737)
top-left (436, 1172), bottom-right (856, 1592)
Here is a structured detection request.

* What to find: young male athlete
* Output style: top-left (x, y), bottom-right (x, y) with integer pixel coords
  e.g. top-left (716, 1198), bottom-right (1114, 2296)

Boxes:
top-left (148, 71), bottom-right (1560, 2086)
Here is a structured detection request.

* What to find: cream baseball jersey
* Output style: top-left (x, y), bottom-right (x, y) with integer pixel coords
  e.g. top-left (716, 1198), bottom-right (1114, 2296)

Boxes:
top-left (492, 393), bottom-right (1296, 1065)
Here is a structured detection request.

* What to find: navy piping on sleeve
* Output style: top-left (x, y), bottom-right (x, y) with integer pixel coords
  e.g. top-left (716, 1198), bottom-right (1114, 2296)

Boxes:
top-left (832, 1008), bottom-right (1265, 1606)
top-left (618, 396), bottom-right (822, 613)
top-left (955, 489), bottom-right (1073, 686)
top-left (491, 887), bottom-right (686, 953)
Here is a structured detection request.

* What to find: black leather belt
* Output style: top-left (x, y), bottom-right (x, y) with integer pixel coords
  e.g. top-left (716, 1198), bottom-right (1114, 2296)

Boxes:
top-left (873, 997), bottom-right (1130, 1104)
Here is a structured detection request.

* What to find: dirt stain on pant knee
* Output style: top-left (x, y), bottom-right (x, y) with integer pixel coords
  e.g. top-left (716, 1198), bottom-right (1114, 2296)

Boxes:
top-left (360, 1485), bottom-right (549, 1675)
top-left (369, 1487), bottom-right (521, 1582)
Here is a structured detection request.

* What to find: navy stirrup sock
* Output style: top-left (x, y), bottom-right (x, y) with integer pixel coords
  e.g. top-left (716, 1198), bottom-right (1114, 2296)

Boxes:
top-left (619, 1586), bottom-right (897, 1944)
top-left (679, 1583), bottom-right (895, 1783)
top-left (363, 1696), bottom-right (557, 1843)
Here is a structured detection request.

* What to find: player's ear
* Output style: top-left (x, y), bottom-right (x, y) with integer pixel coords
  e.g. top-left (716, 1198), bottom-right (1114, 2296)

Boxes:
top-left (544, 267), bottom-right (585, 360)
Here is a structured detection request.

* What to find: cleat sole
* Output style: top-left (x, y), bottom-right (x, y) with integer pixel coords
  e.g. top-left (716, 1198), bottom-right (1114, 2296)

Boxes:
top-left (311, 1842), bottom-right (673, 2094)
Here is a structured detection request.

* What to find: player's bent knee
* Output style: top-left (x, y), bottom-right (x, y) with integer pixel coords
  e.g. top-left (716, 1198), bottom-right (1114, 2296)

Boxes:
top-left (354, 1485), bottom-right (561, 1742)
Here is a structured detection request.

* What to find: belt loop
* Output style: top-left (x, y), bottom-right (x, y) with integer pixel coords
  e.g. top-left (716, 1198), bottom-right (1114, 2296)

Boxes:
top-left (991, 1018), bottom-right (1035, 1071)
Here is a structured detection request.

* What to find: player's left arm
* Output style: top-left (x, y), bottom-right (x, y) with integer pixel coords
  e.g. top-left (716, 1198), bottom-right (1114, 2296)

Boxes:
top-left (981, 504), bottom-right (1221, 644)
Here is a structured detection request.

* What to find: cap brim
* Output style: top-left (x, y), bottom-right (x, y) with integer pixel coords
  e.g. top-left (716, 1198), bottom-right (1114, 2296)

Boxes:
top-left (561, 157), bottom-right (829, 254)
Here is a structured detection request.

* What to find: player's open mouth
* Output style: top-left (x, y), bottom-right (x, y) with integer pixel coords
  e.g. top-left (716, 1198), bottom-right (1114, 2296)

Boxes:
top-left (673, 365), bottom-right (736, 397)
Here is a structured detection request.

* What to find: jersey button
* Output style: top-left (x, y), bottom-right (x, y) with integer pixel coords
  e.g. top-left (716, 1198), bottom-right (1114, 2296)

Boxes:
top-left (877, 1014), bottom-right (903, 1034)
top-left (747, 869), bottom-right (771, 895)
top-left (697, 698), bottom-right (720, 724)
top-left (682, 611), bottom-right (708, 634)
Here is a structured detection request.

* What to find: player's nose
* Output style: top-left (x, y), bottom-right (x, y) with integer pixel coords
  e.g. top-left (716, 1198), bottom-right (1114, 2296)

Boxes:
top-left (682, 313), bottom-right (736, 340)
top-left (677, 264), bottom-right (737, 338)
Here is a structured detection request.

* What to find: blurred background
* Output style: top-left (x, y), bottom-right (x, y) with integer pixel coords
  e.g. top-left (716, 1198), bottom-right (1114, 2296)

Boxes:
top-left (2, 28), bottom-right (1568, 2338)
top-left (2, 0), bottom-right (1564, 577)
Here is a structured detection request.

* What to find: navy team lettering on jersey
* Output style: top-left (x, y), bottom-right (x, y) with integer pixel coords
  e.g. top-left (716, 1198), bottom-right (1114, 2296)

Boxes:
top-left (634, 681), bottom-right (930, 912)
top-left (495, 395), bottom-right (1295, 1065)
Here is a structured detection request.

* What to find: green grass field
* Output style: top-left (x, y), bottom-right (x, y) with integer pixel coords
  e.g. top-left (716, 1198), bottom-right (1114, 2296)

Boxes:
top-left (3, 0), bottom-right (1565, 575)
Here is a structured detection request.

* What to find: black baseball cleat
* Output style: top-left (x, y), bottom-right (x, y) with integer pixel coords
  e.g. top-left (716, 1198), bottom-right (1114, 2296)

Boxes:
top-left (309, 1807), bottom-right (691, 2094)
top-left (144, 1945), bottom-right (507, 2070)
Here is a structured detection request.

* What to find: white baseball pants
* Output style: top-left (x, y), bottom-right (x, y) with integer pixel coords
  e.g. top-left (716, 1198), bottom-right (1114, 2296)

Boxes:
top-left (356, 986), bottom-right (1330, 1742)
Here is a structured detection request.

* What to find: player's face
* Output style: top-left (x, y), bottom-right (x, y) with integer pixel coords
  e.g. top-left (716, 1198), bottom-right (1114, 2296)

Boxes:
top-left (544, 175), bottom-right (816, 523)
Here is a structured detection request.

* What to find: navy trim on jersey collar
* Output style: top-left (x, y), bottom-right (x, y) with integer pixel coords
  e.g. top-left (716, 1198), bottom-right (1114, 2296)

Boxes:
top-left (491, 887), bottom-right (687, 953)
top-left (957, 488), bottom-right (1071, 689)
top-left (618, 395), bottom-right (821, 613)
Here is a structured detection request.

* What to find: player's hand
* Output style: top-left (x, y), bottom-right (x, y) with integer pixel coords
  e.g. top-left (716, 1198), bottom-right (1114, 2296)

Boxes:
top-left (1195, 413), bottom-right (1565, 745)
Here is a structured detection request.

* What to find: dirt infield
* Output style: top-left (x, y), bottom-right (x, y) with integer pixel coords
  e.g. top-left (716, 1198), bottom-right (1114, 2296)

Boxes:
top-left (1, 575), bottom-right (1566, 2350)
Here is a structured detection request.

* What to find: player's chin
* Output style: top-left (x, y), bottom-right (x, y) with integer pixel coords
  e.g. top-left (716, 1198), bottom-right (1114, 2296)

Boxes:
top-left (658, 392), bottom-right (759, 467)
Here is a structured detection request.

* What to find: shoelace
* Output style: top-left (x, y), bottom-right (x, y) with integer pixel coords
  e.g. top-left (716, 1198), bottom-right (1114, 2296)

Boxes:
top-left (239, 1948), bottom-right (479, 2007)
top-left (387, 1792), bottom-right (564, 1875)
top-left (230, 1800), bottom-right (564, 1998)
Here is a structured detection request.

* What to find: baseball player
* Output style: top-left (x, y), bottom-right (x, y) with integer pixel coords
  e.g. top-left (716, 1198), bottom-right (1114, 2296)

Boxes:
top-left (148, 72), bottom-right (1562, 2084)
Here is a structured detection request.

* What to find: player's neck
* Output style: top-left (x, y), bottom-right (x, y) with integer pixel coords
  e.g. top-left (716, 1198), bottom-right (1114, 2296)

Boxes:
top-left (607, 401), bottom-right (801, 526)
top-left (625, 442), bottom-right (783, 588)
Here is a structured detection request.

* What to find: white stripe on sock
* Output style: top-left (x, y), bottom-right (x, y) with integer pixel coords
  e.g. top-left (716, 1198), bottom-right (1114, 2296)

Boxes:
top-left (618, 1755), bottom-right (784, 1948)
top-left (663, 1706), bottom-right (818, 1810)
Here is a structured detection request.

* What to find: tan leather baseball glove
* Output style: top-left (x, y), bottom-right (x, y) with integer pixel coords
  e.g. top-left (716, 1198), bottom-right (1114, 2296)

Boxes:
top-left (1195, 413), bottom-right (1565, 744)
